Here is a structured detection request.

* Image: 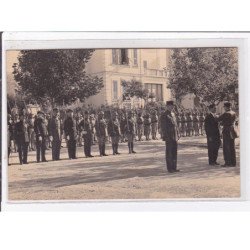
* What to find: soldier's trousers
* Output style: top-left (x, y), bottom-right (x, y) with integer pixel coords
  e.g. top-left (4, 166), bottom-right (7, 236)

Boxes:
top-left (137, 125), bottom-right (143, 140)
top-left (36, 139), bottom-right (46, 162)
top-left (223, 133), bottom-right (236, 166)
top-left (111, 136), bottom-right (120, 154)
top-left (52, 139), bottom-right (61, 160)
top-left (17, 141), bottom-right (29, 164)
top-left (67, 139), bottom-right (77, 159)
top-left (207, 138), bottom-right (220, 165)
top-left (97, 136), bottom-right (106, 155)
top-left (144, 126), bottom-right (151, 140)
top-left (165, 140), bottom-right (178, 172)
top-left (83, 135), bottom-right (92, 157)
top-left (151, 122), bottom-right (158, 139)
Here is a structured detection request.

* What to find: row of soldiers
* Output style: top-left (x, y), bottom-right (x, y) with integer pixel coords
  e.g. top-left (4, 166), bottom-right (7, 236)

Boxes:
top-left (7, 108), bottom-right (137, 165)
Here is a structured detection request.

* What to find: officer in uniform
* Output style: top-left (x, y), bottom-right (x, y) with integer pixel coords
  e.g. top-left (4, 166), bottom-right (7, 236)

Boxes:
top-left (180, 112), bottom-right (187, 137)
top-left (48, 108), bottom-right (63, 161)
top-left (108, 112), bottom-right (121, 155)
top-left (143, 112), bottom-right (151, 141)
top-left (136, 112), bottom-right (144, 141)
top-left (199, 112), bottom-right (205, 135)
top-left (125, 111), bottom-right (136, 154)
top-left (160, 101), bottom-right (180, 173)
top-left (64, 109), bottom-right (78, 160)
top-left (34, 111), bottom-right (48, 163)
top-left (95, 111), bottom-right (108, 156)
top-left (218, 102), bottom-right (237, 167)
top-left (151, 110), bottom-right (158, 140)
top-left (78, 110), bottom-right (94, 158)
top-left (193, 111), bottom-right (200, 136)
top-left (14, 113), bottom-right (30, 165)
top-left (120, 112), bottom-right (127, 143)
top-left (204, 104), bottom-right (221, 166)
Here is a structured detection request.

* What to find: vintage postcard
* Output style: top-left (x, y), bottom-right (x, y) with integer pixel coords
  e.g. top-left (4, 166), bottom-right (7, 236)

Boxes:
top-left (1, 33), bottom-right (244, 208)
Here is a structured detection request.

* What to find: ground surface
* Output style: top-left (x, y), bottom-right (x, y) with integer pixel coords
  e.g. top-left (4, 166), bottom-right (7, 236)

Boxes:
top-left (8, 136), bottom-right (240, 200)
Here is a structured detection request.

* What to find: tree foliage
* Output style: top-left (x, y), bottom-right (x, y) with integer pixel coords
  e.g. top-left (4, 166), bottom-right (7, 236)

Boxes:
top-left (168, 48), bottom-right (238, 104)
top-left (121, 79), bottom-right (149, 100)
top-left (13, 49), bottom-right (103, 105)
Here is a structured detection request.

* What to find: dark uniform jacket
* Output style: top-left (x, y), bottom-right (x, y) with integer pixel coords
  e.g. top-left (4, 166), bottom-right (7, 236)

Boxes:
top-left (34, 117), bottom-right (47, 139)
top-left (125, 118), bottom-right (135, 135)
top-left (14, 121), bottom-right (29, 143)
top-left (204, 113), bottom-right (220, 140)
top-left (160, 110), bottom-right (179, 142)
top-left (78, 119), bottom-right (92, 138)
top-left (218, 111), bottom-right (237, 139)
top-left (64, 117), bottom-right (77, 140)
top-left (108, 119), bottom-right (121, 137)
top-left (95, 118), bottom-right (107, 137)
top-left (48, 116), bottom-right (63, 141)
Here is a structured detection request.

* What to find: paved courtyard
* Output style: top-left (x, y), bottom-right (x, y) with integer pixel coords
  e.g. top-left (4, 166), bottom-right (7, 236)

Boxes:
top-left (7, 136), bottom-right (240, 200)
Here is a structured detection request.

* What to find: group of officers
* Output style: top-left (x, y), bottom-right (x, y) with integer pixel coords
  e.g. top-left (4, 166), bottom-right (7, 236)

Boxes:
top-left (7, 100), bottom-right (238, 174)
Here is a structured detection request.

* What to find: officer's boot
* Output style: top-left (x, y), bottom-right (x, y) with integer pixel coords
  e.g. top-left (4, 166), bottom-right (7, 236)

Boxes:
top-left (131, 142), bottom-right (136, 154)
top-left (128, 142), bottom-right (132, 154)
top-left (103, 144), bottom-right (108, 156)
top-left (112, 143), bottom-right (115, 155)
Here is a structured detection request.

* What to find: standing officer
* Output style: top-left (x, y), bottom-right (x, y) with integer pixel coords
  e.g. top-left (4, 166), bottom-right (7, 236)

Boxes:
top-left (151, 110), bottom-right (158, 140)
top-left (108, 112), bottom-right (121, 155)
top-left (34, 111), bottom-right (48, 163)
top-left (64, 109), bottom-right (78, 160)
top-left (143, 112), bottom-right (151, 141)
top-left (14, 113), bottom-right (30, 165)
top-left (48, 108), bottom-right (63, 161)
top-left (193, 111), bottom-right (200, 136)
top-left (204, 104), bottom-right (221, 166)
top-left (218, 102), bottom-right (237, 167)
top-left (95, 111), bottom-right (108, 156)
top-left (160, 101), bottom-right (180, 173)
top-left (125, 110), bottom-right (136, 154)
top-left (78, 110), bottom-right (94, 158)
top-left (136, 112), bottom-right (144, 141)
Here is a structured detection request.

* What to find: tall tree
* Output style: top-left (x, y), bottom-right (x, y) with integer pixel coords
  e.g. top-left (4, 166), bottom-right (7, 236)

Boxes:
top-left (121, 79), bottom-right (149, 100)
top-left (168, 48), bottom-right (238, 105)
top-left (13, 49), bottom-right (103, 105)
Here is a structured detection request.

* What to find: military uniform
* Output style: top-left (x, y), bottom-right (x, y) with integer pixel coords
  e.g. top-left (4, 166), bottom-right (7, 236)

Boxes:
top-left (136, 113), bottom-right (144, 141)
top-left (204, 105), bottom-right (221, 165)
top-left (48, 112), bottom-right (63, 161)
top-left (193, 113), bottom-right (200, 136)
top-left (125, 112), bottom-right (136, 154)
top-left (180, 113), bottom-right (187, 137)
top-left (34, 113), bottom-right (47, 162)
top-left (14, 117), bottom-right (30, 164)
top-left (218, 102), bottom-right (237, 167)
top-left (108, 113), bottom-right (121, 155)
top-left (199, 113), bottom-right (205, 135)
top-left (78, 112), bottom-right (94, 157)
top-left (161, 101), bottom-right (179, 173)
top-left (143, 113), bottom-right (151, 141)
top-left (151, 111), bottom-right (158, 140)
top-left (186, 113), bottom-right (193, 137)
top-left (64, 112), bottom-right (78, 159)
top-left (95, 112), bottom-right (108, 156)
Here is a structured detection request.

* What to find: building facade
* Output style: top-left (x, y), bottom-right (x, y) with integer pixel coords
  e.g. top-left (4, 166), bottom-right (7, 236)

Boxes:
top-left (85, 48), bottom-right (171, 108)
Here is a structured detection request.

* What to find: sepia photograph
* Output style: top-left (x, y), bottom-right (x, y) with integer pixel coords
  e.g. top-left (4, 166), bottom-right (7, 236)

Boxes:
top-left (5, 44), bottom-right (240, 201)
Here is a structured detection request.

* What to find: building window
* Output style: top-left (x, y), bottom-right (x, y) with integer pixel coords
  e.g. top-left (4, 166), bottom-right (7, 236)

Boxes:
top-left (143, 60), bottom-right (147, 68)
top-left (120, 49), bottom-right (129, 65)
top-left (145, 83), bottom-right (163, 101)
top-left (112, 80), bottom-right (118, 100)
top-left (112, 49), bottom-right (118, 64)
top-left (133, 49), bottom-right (138, 66)
top-left (112, 49), bottom-right (129, 65)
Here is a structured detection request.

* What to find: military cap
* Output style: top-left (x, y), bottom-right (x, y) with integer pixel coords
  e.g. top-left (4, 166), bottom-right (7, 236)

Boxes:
top-left (224, 101), bottom-right (231, 108)
top-left (37, 110), bottom-right (44, 115)
top-left (113, 112), bottom-right (118, 116)
top-left (67, 109), bottom-right (73, 113)
top-left (84, 110), bottom-right (89, 115)
top-left (99, 111), bottom-right (104, 115)
top-left (53, 107), bottom-right (59, 112)
top-left (166, 100), bottom-right (174, 106)
top-left (208, 103), bottom-right (215, 109)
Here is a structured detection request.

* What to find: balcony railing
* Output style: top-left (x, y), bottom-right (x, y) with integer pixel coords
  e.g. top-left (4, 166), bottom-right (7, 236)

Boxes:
top-left (144, 68), bottom-right (166, 77)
